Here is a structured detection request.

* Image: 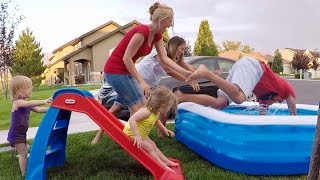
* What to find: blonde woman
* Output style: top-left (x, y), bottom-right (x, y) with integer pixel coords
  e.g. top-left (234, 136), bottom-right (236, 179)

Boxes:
top-left (93, 3), bottom-right (191, 144)
top-left (123, 86), bottom-right (178, 172)
top-left (92, 36), bottom-right (199, 144)
top-left (7, 75), bottom-right (52, 176)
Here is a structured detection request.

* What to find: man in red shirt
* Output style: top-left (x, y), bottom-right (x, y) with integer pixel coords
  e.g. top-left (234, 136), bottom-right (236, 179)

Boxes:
top-left (175, 57), bottom-right (297, 115)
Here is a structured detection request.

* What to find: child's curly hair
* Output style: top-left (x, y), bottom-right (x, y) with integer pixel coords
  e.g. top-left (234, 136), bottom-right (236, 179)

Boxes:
top-left (145, 86), bottom-right (177, 114)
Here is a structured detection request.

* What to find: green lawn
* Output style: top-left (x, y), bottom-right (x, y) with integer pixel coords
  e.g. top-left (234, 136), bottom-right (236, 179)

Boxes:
top-left (0, 84), bottom-right (100, 130)
top-left (0, 125), bottom-right (306, 179)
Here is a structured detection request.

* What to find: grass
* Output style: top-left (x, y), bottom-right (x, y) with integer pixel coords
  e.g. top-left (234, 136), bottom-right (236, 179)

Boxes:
top-left (0, 84), bottom-right (100, 130)
top-left (0, 124), bottom-right (306, 179)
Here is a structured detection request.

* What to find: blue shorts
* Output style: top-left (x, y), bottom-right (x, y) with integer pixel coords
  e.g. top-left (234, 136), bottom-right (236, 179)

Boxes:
top-left (105, 73), bottom-right (144, 108)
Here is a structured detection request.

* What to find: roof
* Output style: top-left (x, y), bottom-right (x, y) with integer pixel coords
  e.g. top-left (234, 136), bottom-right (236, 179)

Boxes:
top-left (285, 48), bottom-right (306, 54)
top-left (218, 50), bottom-right (249, 60)
top-left (61, 28), bottom-right (127, 61)
top-left (184, 56), bottom-right (236, 63)
top-left (52, 21), bottom-right (121, 53)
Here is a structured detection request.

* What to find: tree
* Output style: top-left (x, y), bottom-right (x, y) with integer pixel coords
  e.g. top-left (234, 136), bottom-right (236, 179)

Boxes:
top-left (11, 28), bottom-right (46, 87)
top-left (271, 49), bottom-right (284, 74)
top-left (0, 1), bottom-right (23, 97)
top-left (292, 52), bottom-right (310, 71)
top-left (184, 40), bottom-right (192, 57)
top-left (311, 54), bottom-right (319, 78)
top-left (221, 40), bottom-right (254, 53)
top-left (221, 41), bottom-right (241, 52)
top-left (193, 19), bottom-right (218, 56)
top-left (241, 44), bottom-right (254, 53)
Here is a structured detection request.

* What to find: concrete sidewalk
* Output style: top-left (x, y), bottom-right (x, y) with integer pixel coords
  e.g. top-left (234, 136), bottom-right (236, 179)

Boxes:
top-left (0, 89), bottom-right (101, 145)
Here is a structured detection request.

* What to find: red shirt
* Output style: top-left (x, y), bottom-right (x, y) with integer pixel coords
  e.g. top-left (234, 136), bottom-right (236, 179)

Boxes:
top-left (104, 24), bottom-right (162, 74)
top-left (252, 62), bottom-right (295, 104)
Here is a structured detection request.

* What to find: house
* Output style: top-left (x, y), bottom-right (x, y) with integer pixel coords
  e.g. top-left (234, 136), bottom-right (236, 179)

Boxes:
top-left (279, 48), bottom-right (320, 78)
top-left (44, 20), bottom-right (140, 85)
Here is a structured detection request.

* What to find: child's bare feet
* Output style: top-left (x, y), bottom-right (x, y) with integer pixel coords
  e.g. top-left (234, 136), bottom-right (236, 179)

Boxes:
top-left (157, 129), bottom-right (164, 138)
top-left (165, 160), bottom-right (179, 167)
top-left (186, 64), bottom-right (209, 82)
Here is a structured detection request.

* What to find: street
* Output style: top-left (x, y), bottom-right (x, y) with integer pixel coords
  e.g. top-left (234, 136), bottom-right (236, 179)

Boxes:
top-left (287, 79), bottom-right (320, 105)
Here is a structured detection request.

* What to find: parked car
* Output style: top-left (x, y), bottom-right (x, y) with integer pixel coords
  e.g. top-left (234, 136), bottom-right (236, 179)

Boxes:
top-left (99, 56), bottom-right (237, 120)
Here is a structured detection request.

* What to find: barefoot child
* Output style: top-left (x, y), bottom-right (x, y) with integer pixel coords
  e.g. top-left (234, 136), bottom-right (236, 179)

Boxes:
top-left (123, 86), bottom-right (178, 172)
top-left (7, 75), bottom-right (52, 176)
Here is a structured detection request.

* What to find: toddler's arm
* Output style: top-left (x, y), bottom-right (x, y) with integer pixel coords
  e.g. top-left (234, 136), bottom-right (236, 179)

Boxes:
top-left (128, 108), bottom-right (150, 148)
top-left (15, 97), bottom-right (52, 109)
top-left (155, 120), bottom-right (175, 137)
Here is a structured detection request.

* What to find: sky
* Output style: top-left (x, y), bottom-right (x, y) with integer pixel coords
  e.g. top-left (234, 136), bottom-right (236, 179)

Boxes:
top-left (8, 0), bottom-right (320, 55)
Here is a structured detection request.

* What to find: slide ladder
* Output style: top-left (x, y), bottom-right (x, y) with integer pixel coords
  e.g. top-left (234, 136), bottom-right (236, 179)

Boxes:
top-left (26, 88), bottom-right (184, 180)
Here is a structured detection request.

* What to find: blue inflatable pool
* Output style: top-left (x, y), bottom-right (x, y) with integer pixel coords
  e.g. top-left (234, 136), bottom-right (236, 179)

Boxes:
top-left (175, 102), bottom-right (318, 175)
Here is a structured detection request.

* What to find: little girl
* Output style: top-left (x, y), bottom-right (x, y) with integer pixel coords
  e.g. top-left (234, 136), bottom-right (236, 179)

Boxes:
top-left (7, 75), bottom-right (52, 176)
top-left (123, 86), bottom-right (178, 172)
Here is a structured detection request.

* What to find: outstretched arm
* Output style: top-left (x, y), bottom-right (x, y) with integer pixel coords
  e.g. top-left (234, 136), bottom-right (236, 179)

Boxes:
top-left (155, 119), bottom-right (175, 137)
top-left (286, 95), bottom-right (297, 115)
top-left (15, 97), bottom-right (52, 109)
top-left (154, 39), bottom-right (191, 77)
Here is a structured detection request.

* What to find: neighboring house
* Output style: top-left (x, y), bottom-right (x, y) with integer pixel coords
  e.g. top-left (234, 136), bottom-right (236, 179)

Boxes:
top-left (44, 20), bottom-right (140, 85)
top-left (219, 50), bottom-right (272, 65)
top-left (279, 48), bottom-right (320, 78)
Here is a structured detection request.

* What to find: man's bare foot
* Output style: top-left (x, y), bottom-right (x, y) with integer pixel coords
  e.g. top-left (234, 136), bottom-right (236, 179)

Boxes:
top-left (186, 64), bottom-right (209, 82)
top-left (174, 90), bottom-right (184, 103)
top-left (165, 160), bottom-right (179, 167)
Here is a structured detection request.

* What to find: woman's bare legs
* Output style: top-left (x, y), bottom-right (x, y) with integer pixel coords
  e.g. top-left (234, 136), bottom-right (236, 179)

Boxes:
top-left (15, 143), bottom-right (28, 176)
top-left (91, 104), bottom-right (123, 144)
top-left (174, 90), bottom-right (229, 109)
top-left (187, 65), bottom-right (246, 104)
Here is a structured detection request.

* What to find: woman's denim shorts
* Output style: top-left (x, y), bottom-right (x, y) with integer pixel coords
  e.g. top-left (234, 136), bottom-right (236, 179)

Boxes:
top-left (105, 73), bottom-right (144, 108)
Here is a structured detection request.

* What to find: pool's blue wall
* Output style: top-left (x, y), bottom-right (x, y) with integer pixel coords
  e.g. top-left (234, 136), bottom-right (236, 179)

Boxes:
top-left (175, 109), bottom-right (316, 175)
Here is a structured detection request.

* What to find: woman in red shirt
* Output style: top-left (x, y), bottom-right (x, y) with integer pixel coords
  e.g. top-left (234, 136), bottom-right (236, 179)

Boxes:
top-left (92, 3), bottom-right (191, 144)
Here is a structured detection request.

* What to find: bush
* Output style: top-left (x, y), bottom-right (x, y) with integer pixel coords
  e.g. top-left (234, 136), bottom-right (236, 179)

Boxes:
top-left (31, 76), bottom-right (44, 87)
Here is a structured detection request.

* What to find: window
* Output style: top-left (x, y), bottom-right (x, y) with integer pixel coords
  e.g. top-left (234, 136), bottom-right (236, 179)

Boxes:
top-left (191, 58), bottom-right (216, 71)
top-left (216, 59), bottom-right (234, 72)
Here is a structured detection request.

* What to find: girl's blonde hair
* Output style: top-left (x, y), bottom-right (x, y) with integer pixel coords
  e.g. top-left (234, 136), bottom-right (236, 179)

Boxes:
top-left (166, 36), bottom-right (186, 62)
top-left (146, 86), bottom-right (177, 114)
top-left (9, 75), bottom-right (32, 101)
top-left (149, 2), bottom-right (174, 27)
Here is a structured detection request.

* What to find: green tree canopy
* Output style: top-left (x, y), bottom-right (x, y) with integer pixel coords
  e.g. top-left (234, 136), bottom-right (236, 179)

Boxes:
top-left (221, 41), bottom-right (241, 51)
top-left (10, 28), bottom-right (46, 87)
top-left (241, 44), bottom-right (254, 53)
top-left (193, 19), bottom-right (218, 56)
top-left (271, 49), bottom-right (284, 74)
top-left (221, 40), bottom-right (254, 53)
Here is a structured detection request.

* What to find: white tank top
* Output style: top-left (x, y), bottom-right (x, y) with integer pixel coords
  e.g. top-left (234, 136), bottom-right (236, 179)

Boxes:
top-left (136, 49), bottom-right (167, 87)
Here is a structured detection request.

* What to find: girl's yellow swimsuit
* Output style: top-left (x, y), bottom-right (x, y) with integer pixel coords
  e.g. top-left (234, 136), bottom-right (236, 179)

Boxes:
top-left (123, 112), bottom-right (158, 138)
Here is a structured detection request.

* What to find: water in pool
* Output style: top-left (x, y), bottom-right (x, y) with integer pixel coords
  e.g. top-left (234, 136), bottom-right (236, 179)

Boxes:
top-left (223, 104), bottom-right (317, 116)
